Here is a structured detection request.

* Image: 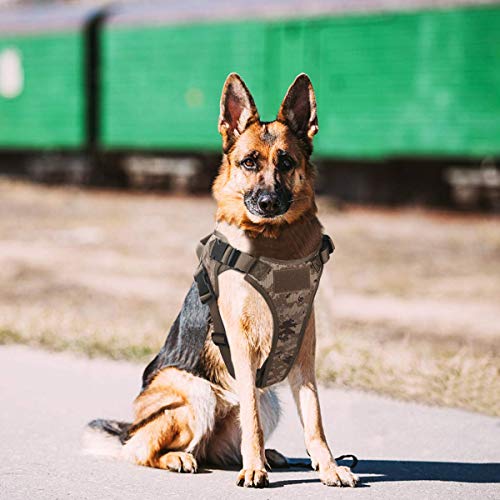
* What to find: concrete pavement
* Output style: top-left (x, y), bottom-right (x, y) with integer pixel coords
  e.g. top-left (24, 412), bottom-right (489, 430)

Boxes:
top-left (0, 345), bottom-right (498, 499)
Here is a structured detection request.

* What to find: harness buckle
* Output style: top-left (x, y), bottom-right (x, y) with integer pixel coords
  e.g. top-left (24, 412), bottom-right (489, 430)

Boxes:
top-left (226, 248), bottom-right (241, 267)
top-left (319, 235), bottom-right (335, 264)
top-left (211, 332), bottom-right (228, 346)
top-left (211, 239), bottom-right (241, 268)
top-left (211, 239), bottom-right (229, 262)
top-left (194, 268), bottom-right (214, 304)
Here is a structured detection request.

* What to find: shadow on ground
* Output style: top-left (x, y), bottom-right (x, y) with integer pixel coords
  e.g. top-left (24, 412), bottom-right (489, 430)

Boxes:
top-left (281, 459), bottom-right (499, 485)
top-left (356, 459), bottom-right (500, 484)
top-left (210, 458), bottom-right (500, 488)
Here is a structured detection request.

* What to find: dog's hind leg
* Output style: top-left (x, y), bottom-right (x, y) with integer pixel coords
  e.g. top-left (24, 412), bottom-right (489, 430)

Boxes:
top-left (121, 402), bottom-right (195, 468)
top-left (121, 367), bottom-right (217, 471)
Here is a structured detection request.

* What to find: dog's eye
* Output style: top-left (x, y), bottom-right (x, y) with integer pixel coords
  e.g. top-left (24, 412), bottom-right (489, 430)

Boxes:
top-left (241, 157), bottom-right (257, 170)
top-left (277, 151), bottom-right (295, 172)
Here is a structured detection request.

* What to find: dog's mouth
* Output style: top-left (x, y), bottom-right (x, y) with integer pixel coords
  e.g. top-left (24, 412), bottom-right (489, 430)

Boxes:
top-left (243, 188), bottom-right (292, 219)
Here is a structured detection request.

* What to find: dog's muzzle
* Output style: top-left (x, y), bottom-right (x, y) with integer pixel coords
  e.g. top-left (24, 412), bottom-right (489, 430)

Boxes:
top-left (244, 188), bottom-right (292, 218)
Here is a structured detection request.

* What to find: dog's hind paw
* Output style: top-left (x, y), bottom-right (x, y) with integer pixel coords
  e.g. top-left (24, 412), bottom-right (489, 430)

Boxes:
top-left (158, 451), bottom-right (198, 473)
top-left (319, 465), bottom-right (359, 487)
top-left (236, 468), bottom-right (269, 488)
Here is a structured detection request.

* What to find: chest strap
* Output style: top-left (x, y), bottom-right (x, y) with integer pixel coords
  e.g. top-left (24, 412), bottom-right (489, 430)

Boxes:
top-left (194, 233), bottom-right (334, 388)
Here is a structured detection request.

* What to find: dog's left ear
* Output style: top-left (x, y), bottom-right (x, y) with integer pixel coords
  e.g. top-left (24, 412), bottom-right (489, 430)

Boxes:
top-left (277, 73), bottom-right (318, 143)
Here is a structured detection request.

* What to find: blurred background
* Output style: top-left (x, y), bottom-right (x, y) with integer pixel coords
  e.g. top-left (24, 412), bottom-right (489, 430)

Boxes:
top-left (0, 0), bottom-right (498, 416)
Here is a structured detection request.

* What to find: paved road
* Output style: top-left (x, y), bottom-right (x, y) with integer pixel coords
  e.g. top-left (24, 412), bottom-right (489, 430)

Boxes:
top-left (0, 346), bottom-right (499, 499)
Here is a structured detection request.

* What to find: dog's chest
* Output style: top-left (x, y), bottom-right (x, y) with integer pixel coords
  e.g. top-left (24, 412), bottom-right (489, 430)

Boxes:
top-left (218, 269), bottom-right (273, 361)
top-left (214, 220), bottom-right (324, 381)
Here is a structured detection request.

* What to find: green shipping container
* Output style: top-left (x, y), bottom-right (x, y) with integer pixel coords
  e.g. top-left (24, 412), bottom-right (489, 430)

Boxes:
top-left (0, 5), bottom-right (100, 149)
top-left (100, 21), bottom-right (268, 151)
top-left (101, 2), bottom-right (500, 159)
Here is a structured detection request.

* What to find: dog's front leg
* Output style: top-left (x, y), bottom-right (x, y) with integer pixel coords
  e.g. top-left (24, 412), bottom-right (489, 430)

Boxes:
top-left (232, 342), bottom-right (268, 488)
top-left (218, 275), bottom-right (268, 488)
top-left (289, 312), bottom-right (358, 487)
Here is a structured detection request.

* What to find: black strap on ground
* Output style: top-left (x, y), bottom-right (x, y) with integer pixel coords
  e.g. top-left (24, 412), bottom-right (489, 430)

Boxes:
top-left (284, 453), bottom-right (358, 470)
top-left (334, 454), bottom-right (359, 470)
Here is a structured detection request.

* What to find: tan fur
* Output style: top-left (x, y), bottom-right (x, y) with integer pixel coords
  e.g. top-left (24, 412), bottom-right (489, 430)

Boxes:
top-left (121, 364), bottom-right (280, 473)
top-left (217, 270), bottom-right (268, 477)
top-left (121, 369), bottom-right (200, 468)
top-left (88, 73), bottom-right (357, 488)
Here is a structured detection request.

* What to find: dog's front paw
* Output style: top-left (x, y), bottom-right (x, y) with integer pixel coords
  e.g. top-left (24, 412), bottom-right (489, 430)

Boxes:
top-left (236, 468), bottom-right (269, 488)
top-left (319, 464), bottom-right (359, 487)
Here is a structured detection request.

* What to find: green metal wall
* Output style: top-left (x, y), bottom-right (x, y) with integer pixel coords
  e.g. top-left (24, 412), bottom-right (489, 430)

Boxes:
top-left (101, 5), bottom-right (500, 158)
top-left (0, 33), bottom-right (86, 149)
top-left (100, 22), bottom-right (268, 150)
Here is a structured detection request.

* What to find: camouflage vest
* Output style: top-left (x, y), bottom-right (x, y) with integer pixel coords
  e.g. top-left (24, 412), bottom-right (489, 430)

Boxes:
top-left (194, 231), bottom-right (334, 388)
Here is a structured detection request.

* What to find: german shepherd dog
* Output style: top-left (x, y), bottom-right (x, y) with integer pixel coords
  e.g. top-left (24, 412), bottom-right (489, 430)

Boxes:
top-left (83, 74), bottom-right (358, 489)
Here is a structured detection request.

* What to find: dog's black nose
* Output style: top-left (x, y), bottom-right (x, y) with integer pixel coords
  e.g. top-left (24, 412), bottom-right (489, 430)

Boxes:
top-left (257, 193), bottom-right (279, 215)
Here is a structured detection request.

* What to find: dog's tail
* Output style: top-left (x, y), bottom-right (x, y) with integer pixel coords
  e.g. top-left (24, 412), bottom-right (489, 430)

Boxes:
top-left (82, 419), bottom-right (130, 459)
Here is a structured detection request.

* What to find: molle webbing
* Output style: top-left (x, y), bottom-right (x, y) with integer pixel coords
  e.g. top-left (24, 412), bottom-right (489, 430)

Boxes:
top-left (194, 232), bottom-right (334, 388)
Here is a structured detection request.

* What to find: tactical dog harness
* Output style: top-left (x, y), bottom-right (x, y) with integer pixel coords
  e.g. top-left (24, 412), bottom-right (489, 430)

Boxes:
top-left (194, 231), bottom-right (334, 388)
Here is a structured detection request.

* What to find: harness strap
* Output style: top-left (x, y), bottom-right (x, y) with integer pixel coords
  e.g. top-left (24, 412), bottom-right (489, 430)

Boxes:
top-left (194, 267), bottom-right (235, 378)
top-left (210, 235), bottom-right (334, 284)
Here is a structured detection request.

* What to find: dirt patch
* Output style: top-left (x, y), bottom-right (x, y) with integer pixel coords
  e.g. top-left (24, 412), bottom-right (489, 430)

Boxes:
top-left (0, 178), bottom-right (499, 415)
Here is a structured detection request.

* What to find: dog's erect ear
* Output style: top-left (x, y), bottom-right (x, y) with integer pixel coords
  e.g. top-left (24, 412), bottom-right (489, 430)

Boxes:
top-left (219, 73), bottom-right (260, 151)
top-left (277, 73), bottom-right (318, 143)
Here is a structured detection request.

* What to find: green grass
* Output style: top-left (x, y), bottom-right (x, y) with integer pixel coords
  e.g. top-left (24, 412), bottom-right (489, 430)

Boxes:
top-left (0, 328), bottom-right (159, 362)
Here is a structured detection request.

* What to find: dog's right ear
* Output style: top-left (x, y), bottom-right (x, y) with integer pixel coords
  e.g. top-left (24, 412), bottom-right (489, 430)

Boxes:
top-left (219, 73), bottom-right (260, 152)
